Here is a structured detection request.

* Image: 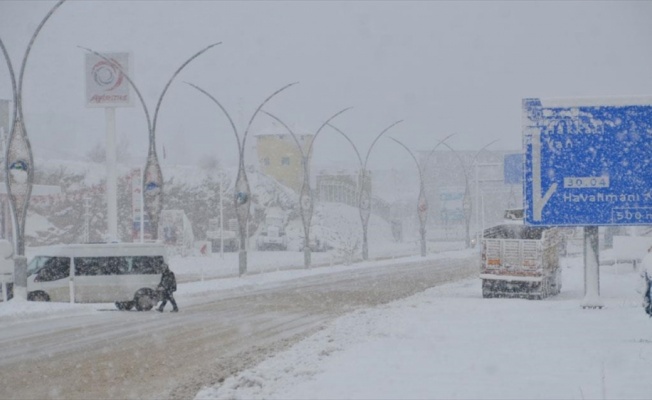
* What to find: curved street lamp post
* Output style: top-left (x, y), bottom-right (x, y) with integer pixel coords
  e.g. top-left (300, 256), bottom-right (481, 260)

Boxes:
top-left (389, 134), bottom-right (454, 257)
top-left (327, 120), bottom-right (403, 261)
top-left (80, 42), bottom-right (221, 242)
top-left (261, 107), bottom-right (351, 268)
top-left (0, 0), bottom-right (67, 300)
top-left (186, 82), bottom-right (298, 276)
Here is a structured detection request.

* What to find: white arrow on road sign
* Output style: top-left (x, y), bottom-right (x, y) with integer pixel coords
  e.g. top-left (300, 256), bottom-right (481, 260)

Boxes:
top-left (531, 127), bottom-right (557, 221)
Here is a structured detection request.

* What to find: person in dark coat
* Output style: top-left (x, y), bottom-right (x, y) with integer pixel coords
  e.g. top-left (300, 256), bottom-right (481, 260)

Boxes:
top-left (157, 263), bottom-right (178, 312)
top-left (641, 246), bottom-right (652, 317)
top-left (644, 272), bottom-right (652, 317)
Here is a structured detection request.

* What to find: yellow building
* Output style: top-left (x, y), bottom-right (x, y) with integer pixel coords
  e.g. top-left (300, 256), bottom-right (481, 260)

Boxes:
top-left (255, 129), bottom-right (314, 193)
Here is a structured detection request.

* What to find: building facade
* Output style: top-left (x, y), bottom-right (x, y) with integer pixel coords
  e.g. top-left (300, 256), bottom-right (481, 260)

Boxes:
top-left (255, 130), bottom-right (314, 193)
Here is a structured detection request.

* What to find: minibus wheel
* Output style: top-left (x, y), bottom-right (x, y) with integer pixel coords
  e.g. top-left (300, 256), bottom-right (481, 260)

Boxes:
top-left (134, 288), bottom-right (156, 311)
top-left (27, 291), bottom-right (50, 302)
top-left (115, 301), bottom-right (134, 311)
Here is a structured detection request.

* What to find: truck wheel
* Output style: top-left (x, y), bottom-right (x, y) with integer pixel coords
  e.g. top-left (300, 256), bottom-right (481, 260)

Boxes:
top-left (134, 288), bottom-right (156, 311)
top-left (541, 279), bottom-right (550, 298)
top-left (481, 281), bottom-right (494, 298)
top-left (482, 290), bottom-right (494, 298)
top-left (27, 291), bottom-right (50, 302)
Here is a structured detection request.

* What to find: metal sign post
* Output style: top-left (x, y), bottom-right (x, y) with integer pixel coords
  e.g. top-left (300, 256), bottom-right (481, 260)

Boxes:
top-left (85, 52), bottom-right (133, 242)
top-left (524, 96), bottom-right (652, 308)
top-left (82, 42), bottom-right (221, 242)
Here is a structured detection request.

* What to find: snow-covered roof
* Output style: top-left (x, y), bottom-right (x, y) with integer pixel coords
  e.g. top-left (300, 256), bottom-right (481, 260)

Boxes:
top-left (254, 124), bottom-right (313, 138)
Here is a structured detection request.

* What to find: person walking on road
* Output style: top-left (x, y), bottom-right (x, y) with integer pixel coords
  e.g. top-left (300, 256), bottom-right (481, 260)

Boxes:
top-left (157, 263), bottom-right (178, 312)
top-left (641, 246), bottom-right (652, 317)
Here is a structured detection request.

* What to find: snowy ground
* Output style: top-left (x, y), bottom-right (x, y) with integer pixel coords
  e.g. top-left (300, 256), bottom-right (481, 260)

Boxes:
top-left (2, 245), bottom-right (651, 400)
top-left (0, 240), bottom-right (466, 320)
top-left (195, 254), bottom-right (652, 400)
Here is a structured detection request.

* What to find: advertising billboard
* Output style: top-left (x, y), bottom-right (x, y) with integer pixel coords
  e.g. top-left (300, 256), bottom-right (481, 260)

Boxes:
top-left (439, 186), bottom-right (465, 223)
top-left (85, 52), bottom-right (132, 108)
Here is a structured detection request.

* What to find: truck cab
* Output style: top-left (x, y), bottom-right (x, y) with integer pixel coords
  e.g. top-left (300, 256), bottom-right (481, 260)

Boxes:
top-left (256, 208), bottom-right (288, 251)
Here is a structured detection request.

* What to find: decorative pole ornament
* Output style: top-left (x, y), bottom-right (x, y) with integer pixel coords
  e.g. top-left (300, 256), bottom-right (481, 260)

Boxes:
top-left (0, 0), bottom-right (67, 300)
top-left (262, 107), bottom-right (351, 268)
top-left (417, 186), bottom-right (428, 227)
top-left (5, 118), bottom-right (32, 254)
top-left (234, 155), bottom-right (251, 277)
top-left (186, 82), bottom-right (298, 276)
top-left (81, 42), bottom-right (221, 239)
top-left (462, 184), bottom-right (472, 247)
top-left (143, 152), bottom-right (163, 235)
top-left (358, 169), bottom-right (372, 258)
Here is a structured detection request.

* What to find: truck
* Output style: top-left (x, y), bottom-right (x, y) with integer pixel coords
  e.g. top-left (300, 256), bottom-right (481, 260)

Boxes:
top-left (480, 211), bottom-right (563, 300)
top-left (256, 208), bottom-right (288, 251)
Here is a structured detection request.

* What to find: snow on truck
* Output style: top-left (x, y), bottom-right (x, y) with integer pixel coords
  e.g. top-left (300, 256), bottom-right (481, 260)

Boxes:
top-left (481, 210), bottom-right (563, 299)
top-left (256, 208), bottom-right (288, 251)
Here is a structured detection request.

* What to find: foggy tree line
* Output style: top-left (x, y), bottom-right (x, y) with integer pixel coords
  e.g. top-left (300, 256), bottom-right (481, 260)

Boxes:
top-left (24, 166), bottom-right (249, 246)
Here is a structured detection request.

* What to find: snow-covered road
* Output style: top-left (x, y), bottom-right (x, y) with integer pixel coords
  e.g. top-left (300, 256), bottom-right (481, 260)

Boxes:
top-left (0, 252), bottom-right (477, 399)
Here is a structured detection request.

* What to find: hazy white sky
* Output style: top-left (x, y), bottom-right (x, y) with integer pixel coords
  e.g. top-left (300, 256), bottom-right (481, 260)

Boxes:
top-left (1, 0), bottom-right (651, 171)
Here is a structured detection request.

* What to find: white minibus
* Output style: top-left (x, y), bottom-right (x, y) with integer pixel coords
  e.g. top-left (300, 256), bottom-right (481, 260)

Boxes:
top-left (26, 242), bottom-right (168, 311)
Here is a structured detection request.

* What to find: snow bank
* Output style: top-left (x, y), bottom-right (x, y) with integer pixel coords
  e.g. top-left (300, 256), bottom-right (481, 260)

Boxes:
top-left (196, 255), bottom-right (652, 400)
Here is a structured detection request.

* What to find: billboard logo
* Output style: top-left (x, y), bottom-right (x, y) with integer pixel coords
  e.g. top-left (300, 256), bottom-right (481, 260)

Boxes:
top-left (91, 59), bottom-right (124, 92)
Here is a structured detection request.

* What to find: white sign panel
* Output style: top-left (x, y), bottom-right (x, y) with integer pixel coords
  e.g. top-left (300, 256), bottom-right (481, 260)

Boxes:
top-left (85, 52), bottom-right (132, 108)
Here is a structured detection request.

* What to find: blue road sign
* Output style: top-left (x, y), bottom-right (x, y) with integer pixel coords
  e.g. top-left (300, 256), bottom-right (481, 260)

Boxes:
top-left (523, 97), bottom-right (652, 226)
top-left (504, 153), bottom-right (523, 185)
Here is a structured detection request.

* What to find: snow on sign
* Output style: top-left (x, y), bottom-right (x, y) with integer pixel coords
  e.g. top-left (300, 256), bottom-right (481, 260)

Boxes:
top-left (503, 153), bottom-right (523, 185)
top-left (523, 97), bottom-right (652, 226)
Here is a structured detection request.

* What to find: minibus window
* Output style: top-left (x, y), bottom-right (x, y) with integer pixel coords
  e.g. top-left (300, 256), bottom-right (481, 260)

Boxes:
top-left (75, 257), bottom-right (129, 276)
top-left (36, 257), bottom-right (70, 281)
top-left (109, 257), bottom-right (129, 274)
top-left (131, 256), bottom-right (165, 274)
top-left (27, 256), bottom-right (48, 276)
